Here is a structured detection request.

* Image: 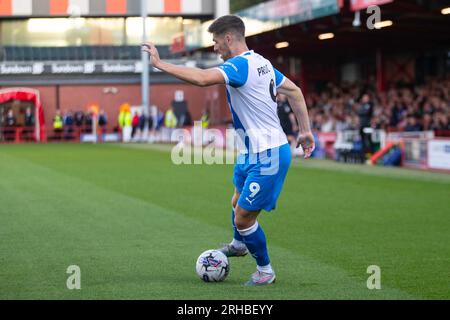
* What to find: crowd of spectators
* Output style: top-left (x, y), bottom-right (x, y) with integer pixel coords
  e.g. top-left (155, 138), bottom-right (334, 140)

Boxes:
top-left (0, 105), bottom-right (35, 141)
top-left (49, 109), bottom-right (108, 140)
top-left (306, 76), bottom-right (450, 135)
top-left (58, 110), bottom-right (103, 130)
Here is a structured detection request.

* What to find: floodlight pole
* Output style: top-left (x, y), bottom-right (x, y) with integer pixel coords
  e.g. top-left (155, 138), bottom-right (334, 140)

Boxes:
top-left (141, 0), bottom-right (150, 137)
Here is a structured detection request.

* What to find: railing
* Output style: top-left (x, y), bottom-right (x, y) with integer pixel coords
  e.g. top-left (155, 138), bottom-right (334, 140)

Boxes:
top-left (0, 126), bottom-right (36, 143)
top-left (0, 125), bottom-right (112, 143)
top-left (47, 125), bottom-right (111, 142)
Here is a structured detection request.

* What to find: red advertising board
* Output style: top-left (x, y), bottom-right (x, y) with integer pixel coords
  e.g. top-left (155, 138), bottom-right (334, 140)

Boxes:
top-left (350, 0), bottom-right (393, 11)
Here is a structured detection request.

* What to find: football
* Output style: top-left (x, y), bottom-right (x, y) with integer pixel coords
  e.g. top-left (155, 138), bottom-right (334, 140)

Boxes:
top-left (195, 249), bottom-right (230, 282)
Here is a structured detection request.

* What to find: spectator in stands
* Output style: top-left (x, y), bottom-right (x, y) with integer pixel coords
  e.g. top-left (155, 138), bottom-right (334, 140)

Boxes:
top-left (164, 106), bottom-right (177, 142)
top-left (404, 114), bottom-right (423, 132)
top-left (74, 110), bottom-right (84, 128)
top-left (84, 112), bottom-right (93, 133)
top-left (157, 108), bottom-right (165, 130)
top-left (431, 111), bottom-right (449, 131)
top-left (335, 114), bottom-right (349, 131)
top-left (118, 107), bottom-right (126, 132)
top-left (6, 108), bottom-right (15, 127)
top-left (389, 102), bottom-right (403, 127)
top-left (24, 107), bottom-right (34, 127)
top-left (53, 110), bottom-right (63, 140)
top-left (321, 113), bottom-right (335, 132)
top-left (22, 106), bottom-right (34, 140)
top-left (184, 110), bottom-right (193, 126)
top-left (118, 103), bottom-right (132, 142)
top-left (148, 105), bottom-right (160, 143)
top-left (138, 111), bottom-right (147, 140)
top-left (98, 109), bottom-right (108, 133)
top-left (357, 93), bottom-right (374, 155)
top-left (63, 110), bottom-right (74, 139)
top-left (4, 108), bottom-right (16, 141)
top-left (422, 113), bottom-right (433, 131)
top-left (164, 106), bottom-right (177, 129)
top-left (131, 111), bottom-right (140, 139)
top-left (171, 90), bottom-right (188, 127)
top-left (304, 75), bottom-right (449, 139)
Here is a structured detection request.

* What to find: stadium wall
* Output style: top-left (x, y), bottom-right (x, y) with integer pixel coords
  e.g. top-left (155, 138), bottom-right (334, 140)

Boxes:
top-left (0, 83), bottom-right (229, 137)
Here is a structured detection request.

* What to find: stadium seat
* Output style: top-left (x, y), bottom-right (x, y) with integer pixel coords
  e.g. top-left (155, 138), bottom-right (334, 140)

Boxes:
top-left (86, 46), bottom-right (93, 60)
top-left (14, 47), bottom-right (23, 61)
top-left (32, 47), bottom-right (41, 61)
top-left (2, 44), bottom-right (174, 62)
top-left (23, 47), bottom-right (34, 61)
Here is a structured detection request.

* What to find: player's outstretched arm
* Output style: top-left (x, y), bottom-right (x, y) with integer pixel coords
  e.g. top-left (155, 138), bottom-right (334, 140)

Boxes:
top-left (142, 42), bottom-right (225, 87)
top-left (277, 78), bottom-right (315, 158)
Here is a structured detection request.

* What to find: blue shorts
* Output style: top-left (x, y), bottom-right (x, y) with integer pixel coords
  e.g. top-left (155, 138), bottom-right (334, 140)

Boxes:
top-left (233, 143), bottom-right (291, 212)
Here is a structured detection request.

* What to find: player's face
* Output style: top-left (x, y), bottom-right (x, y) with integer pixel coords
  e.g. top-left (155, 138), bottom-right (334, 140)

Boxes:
top-left (213, 34), bottom-right (232, 61)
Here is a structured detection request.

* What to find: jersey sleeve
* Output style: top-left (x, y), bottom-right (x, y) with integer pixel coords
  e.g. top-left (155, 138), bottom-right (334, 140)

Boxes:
top-left (215, 56), bottom-right (249, 88)
top-left (274, 67), bottom-right (286, 88)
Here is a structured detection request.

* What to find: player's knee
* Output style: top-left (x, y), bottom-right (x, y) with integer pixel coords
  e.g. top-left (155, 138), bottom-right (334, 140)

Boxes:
top-left (233, 213), bottom-right (244, 229)
top-left (234, 207), bottom-right (256, 230)
top-left (235, 217), bottom-right (255, 231)
top-left (234, 217), bottom-right (247, 231)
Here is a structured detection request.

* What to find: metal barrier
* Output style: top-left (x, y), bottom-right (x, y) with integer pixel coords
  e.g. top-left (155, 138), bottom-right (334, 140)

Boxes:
top-left (47, 125), bottom-right (109, 142)
top-left (0, 126), bottom-right (35, 143)
top-left (0, 125), bottom-right (110, 143)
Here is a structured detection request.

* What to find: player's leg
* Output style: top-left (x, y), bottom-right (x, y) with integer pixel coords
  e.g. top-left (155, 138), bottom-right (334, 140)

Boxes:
top-left (219, 155), bottom-right (249, 257)
top-left (236, 143), bottom-right (292, 286)
top-left (235, 178), bottom-right (275, 285)
top-left (231, 189), bottom-right (246, 247)
top-left (234, 205), bottom-right (276, 286)
top-left (219, 188), bottom-right (249, 257)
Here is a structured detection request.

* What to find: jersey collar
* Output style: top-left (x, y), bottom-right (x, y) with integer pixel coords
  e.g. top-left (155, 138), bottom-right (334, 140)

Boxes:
top-left (240, 50), bottom-right (254, 56)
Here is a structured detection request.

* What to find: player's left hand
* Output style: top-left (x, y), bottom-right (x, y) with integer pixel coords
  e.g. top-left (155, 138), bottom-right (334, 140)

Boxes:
top-left (297, 131), bottom-right (315, 159)
top-left (142, 42), bottom-right (161, 67)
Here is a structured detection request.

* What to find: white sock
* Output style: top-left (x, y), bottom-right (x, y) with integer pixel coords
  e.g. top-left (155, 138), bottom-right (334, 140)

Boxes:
top-left (231, 238), bottom-right (246, 249)
top-left (257, 264), bottom-right (274, 274)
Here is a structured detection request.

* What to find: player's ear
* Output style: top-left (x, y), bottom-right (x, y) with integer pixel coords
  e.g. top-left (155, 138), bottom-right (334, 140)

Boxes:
top-left (225, 33), bottom-right (232, 45)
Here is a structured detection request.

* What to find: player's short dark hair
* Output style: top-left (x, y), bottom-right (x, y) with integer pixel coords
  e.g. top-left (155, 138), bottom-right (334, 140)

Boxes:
top-left (207, 15), bottom-right (245, 39)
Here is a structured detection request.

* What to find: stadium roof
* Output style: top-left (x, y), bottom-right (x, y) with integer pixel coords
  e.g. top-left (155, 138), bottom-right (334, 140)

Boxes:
top-left (0, 0), bottom-right (216, 18)
top-left (196, 0), bottom-right (450, 58)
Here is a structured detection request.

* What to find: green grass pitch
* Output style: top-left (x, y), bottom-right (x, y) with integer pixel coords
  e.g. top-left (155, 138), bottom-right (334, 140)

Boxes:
top-left (0, 143), bottom-right (449, 299)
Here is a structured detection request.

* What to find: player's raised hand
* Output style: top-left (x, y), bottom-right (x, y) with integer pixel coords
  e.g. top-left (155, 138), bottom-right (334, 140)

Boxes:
top-left (297, 131), bottom-right (315, 159)
top-left (141, 42), bottom-right (161, 67)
